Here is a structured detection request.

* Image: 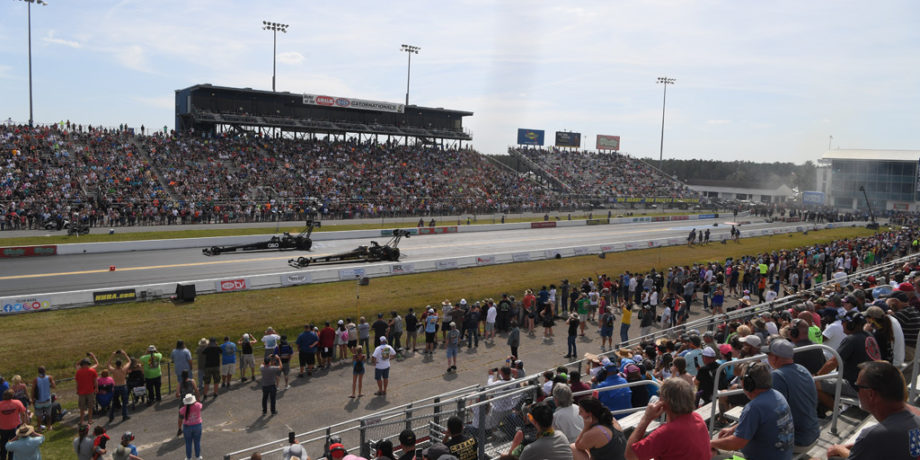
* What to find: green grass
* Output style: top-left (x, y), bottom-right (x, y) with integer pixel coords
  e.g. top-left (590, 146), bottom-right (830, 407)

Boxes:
top-left (13, 223), bottom-right (878, 456)
top-left (0, 210), bottom-right (711, 246)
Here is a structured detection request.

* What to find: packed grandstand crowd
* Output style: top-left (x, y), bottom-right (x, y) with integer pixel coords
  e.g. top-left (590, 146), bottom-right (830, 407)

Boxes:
top-left (4, 222), bottom-right (920, 459)
top-left (0, 123), bottom-right (698, 230)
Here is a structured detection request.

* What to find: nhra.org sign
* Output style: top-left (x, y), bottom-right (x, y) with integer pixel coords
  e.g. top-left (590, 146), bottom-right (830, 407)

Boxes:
top-left (280, 273), bottom-right (312, 287)
top-left (216, 278), bottom-right (248, 292)
top-left (93, 288), bottom-right (136, 304)
top-left (2, 297), bottom-right (51, 314)
top-left (302, 93), bottom-right (405, 113)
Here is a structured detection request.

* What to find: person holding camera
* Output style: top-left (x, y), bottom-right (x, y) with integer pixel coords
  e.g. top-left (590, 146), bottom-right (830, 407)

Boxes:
top-left (106, 350), bottom-right (132, 422)
top-left (260, 355), bottom-right (282, 415)
top-left (283, 432), bottom-right (308, 460)
top-left (507, 402), bottom-right (572, 460)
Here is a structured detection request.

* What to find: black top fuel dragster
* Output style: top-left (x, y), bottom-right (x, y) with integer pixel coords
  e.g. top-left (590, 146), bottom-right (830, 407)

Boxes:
top-left (203, 216), bottom-right (321, 256)
top-left (288, 229), bottom-right (410, 268)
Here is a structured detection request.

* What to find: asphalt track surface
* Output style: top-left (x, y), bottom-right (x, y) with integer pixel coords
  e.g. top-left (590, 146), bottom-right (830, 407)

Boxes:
top-left (0, 218), bottom-right (789, 296)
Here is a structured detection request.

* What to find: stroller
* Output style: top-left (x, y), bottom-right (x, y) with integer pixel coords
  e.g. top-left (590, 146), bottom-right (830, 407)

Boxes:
top-left (127, 368), bottom-right (147, 409)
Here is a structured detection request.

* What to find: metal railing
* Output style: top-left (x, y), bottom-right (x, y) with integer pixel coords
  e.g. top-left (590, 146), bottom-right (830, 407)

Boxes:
top-left (707, 344), bottom-right (844, 435)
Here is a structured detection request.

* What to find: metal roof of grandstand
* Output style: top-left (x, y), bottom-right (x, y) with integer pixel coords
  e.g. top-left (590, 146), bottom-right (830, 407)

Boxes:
top-left (821, 149), bottom-right (920, 162)
top-left (178, 83), bottom-right (474, 116)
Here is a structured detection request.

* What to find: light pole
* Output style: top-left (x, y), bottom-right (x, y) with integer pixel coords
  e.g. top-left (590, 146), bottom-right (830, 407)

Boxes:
top-left (401, 44), bottom-right (420, 106)
top-left (656, 76), bottom-right (676, 166)
top-left (19, 0), bottom-right (46, 127)
top-left (262, 21), bottom-right (289, 92)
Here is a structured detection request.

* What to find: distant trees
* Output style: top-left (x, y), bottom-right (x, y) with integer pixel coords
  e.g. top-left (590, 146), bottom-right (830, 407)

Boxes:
top-left (647, 158), bottom-right (817, 191)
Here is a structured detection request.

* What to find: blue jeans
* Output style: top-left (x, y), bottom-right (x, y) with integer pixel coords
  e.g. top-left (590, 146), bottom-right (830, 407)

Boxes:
top-left (620, 323), bottom-right (630, 343)
top-left (183, 423), bottom-right (202, 458)
top-left (567, 335), bottom-right (576, 357)
top-left (110, 385), bottom-right (129, 418)
top-left (466, 327), bottom-right (479, 347)
top-left (262, 385), bottom-right (277, 413)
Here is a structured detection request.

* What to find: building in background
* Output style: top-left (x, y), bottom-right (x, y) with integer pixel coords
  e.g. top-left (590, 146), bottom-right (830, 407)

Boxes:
top-left (817, 149), bottom-right (920, 212)
top-left (686, 180), bottom-right (793, 204)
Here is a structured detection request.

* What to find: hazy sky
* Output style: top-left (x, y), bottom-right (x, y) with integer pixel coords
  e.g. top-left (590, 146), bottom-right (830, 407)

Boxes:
top-left (1, 0), bottom-right (918, 163)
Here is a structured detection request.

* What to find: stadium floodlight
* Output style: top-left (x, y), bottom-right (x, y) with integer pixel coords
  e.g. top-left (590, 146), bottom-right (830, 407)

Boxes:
top-left (17, 0), bottom-right (47, 127)
top-left (656, 76), bottom-right (676, 166)
top-left (262, 21), bottom-right (289, 92)
top-left (400, 44), bottom-right (421, 106)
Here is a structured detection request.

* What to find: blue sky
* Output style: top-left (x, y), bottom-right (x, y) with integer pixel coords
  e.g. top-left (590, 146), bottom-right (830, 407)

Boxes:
top-left (1, 0), bottom-right (918, 163)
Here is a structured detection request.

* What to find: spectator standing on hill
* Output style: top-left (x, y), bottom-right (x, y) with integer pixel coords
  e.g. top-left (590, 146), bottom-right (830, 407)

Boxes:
top-left (372, 337), bottom-right (396, 396)
top-left (220, 336), bottom-right (237, 389)
top-left (0, 389), bottom-right (28, 459)
top-left (508, 320), bottom-right (521, 358)
top-left (195, 338), bottom-right (208, 389)
top-left (171, 341), bottom-right (194, 396)
top-left (273, 336), bottom-right (294, 390)
top-left (178, 393), bottom-right (203, 460)
top-left (424, 308), bottom-right (439, 355)
top-left (31, 366), bottom-right (55, 429)
top-left (565, 313), bottom-right (580, 359)
top-left (202, 337), bottom-right (223, 399)
top-left (485, 302), bottom-right (497, 343)
top-left (74, 424), bottom-right (94, 460)
top-left (75, 354), bottom-right (98, 425)
top-left (405, 309), bottom-right (419, 353)
top-left (107, 350), bottom-right (132, 422)
top-left (296, 324), bottom-right (318, 377)
top-left (358, 317), bottom-right (371, 353)
top-left (260, 355), bottom-right (282, 415)
top-left (319, 322), bottom-right (336, 369)
top-left (238, 333), bottom-right (257, 382)
top-left (389, 311), bottom-right (404, 354)
top-left (261, 327), bottom-right (280, 359)
top-left (445, 322), bottom-right (460, 373)
top-left (350, 345), bottom-right (365, 399)
top-left (5, 424), bottom-right (43, 460)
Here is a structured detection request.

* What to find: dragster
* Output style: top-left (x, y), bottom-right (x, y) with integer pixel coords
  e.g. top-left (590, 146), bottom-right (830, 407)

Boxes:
top-left (203, 216), bottom-right (321, 256)
top-left (288, 229), bottom-right (411, 268)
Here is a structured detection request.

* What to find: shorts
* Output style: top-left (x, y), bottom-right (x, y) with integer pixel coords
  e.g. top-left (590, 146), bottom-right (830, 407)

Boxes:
top-left (300, 351), bottom-right (316, 366)
top-left (321, 348), bottom-right (333, 358)
top-left (241, 354), bottom-right (256, 370)
top-left (348, 340), bottom-right (357, 348)
top-left (485, 322), bottom-right (494, 333)
top-left (34, 400), bottom-right (52, 420)
top-left (281, 360), bottom-right (291, 375)
top-left (375, 367), bottom-right (390, 381)
top-left (78, 393), bottom-right (94, 412)
top-left (819, 378), bottom-right (858, 399)
top-left (220, 363), bottom-right (236, 376)
top-left (578, 313), bottom-right (587, 323)
top-left (600, 327), bottom-right (613, 337)
top-left (446, 346), bottom-right (458, 359)
top-left (426, 332), bottom-right (436, 344)
top-left (203, 367), bottom-right (220, 384)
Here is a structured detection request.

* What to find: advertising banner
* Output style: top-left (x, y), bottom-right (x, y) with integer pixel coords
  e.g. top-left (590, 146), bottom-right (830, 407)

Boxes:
top-left (0, 245), bottom-right (57, 258)
top-left (1, 297), bottom-right (51, 314)
top-left (802, 191), bottom-right (825, 206)
top-left (216, 278), bottom-right (248, 292)
top-left (390, 264), bottom-right (415, 274)
top-left (517, 129), bottom-right (545, 146)
top-left (93, 289), bottom-right (136, 304)
top-left (544, 250), bottom-right (562, 259)
top-left (586, 218), bottom-right (610, 226)
top-left (437, 260), bottom-right (458, 270)
top-left (338, 268), bottom-right (366, 280)
top-left (610, 197), bottom-right (700, 204)
top-left (573, 247), bottom-right (589, 256)
top-left (512, 252), bottom-right (531, 262)
top-left (530, 221), bottom-right (557, 229)
top-left (418, 226), bottom-right (458, 235)
top-left (596, 135), bottom-right (621, 151)
top-left (476, 255), bottom-right (495, 265)
top-left (302, 94), bottom-right (404, 113)
top-left (555, 131), bottom-right (581, 148)
top-left (280, 272), bottom-right (312, 287)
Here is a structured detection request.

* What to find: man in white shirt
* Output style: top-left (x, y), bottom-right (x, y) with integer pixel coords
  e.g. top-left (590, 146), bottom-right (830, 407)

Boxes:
top-left (486, 303), bottom-right (498, 342)
top-left (371, 337), bottom-right (396, 396)
top-left (822, 313), bottom-right (845, 360)
top-left (551, 383), bottom-right (583, 442)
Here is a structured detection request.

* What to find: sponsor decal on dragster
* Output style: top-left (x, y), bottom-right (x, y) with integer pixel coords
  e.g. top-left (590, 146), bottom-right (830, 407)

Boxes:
top-left (280, 272), bottom-right (312, 286)
top-left (476, 255), bottom-right (495, 265)
top-left (391, 264), bottom-right (415, 274)
top-left (531, 221), bottom-right (556, 229)
top-left (0, 245), bottom-right (57, 258)
top-left (216, 278), bottom-right (247, 292)
top-left (93, 288), bottom-right (137, 304)
top-left (2, 297), bottom-right (51, 314)
top-left (418, 226), bottom-right (458, 235)
top-left (338, 268), bottom-right (366, 280)
top-left (512, 253), bottom-right (530, 262)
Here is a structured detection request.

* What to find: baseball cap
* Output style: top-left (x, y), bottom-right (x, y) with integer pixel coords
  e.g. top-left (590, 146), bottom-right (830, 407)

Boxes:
top-left (423, 442), bottom-right (450, 459)
top-left (398, 429), bottom-right (416, 446)
top-left (761, 339), bottom-right (795, 358)
top-left (146, 345), bottom-right (157, 352)
top-left (719, 344), bottom-right (733, 356)
top-left (896, 282), bottom-right (916, 292)
top-left (379, 336), bottom-right (387, 343)
top-left (338, 320), bottom-right (344, 325)
top-left (460, 299), bottom-right (467, 305)
top-left (739, 335), bottom-right (762, 347)
top-left (701, 347), bottom-right (716, 358)
top-left (865, 306), bottom-right (886, 319)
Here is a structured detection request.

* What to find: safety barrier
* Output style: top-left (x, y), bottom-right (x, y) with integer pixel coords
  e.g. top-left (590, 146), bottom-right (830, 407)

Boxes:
top-left (0, 221), bottom-right (864, 314)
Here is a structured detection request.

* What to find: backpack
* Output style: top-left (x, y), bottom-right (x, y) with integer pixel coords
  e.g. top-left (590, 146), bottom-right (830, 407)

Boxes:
top-left (605, 314), bottom-right (614, 328)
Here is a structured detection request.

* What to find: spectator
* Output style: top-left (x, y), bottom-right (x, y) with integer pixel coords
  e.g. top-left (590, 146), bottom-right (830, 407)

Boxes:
top-left (260, 355), bottom-right (282, 415)
top-left (238, 333), bottom-right (258, 382)
top-left (372, 314), bottom-right (389, 349)
top-left (282, 434), bottom-right (308, 460)
top-left (273, 335), bottom-right (294, 390)
top-left (30, 367), bottom-right (55, 429)
top-left (405, 309), bottom-right (419, 353)
top-left (826, 361), bottom-right (920, 459)
top-left (139, 345), bottom-right (162, 404)
top-left (508, 320), bottom-right (521, 359)
top-left (73, 424), bottom-right (94, 460)
top-left (789, 319), bottom-right (825, 375)
top-left (195, 338), bottom-right (208, 389)
top-left (424, 309), bottom-right (439, 355)
top-left (296, 324), bottom-right (319, 377)
top-left (261, 328), bottom-right (281, 359)
top-left (93, 425), bottom-right (110, 460)
top-left (761, 339), bottom-right (819, 453)
top-left (0, 389), bottom-right (28, 460)
top-left (220, 336), bottom-right (238, 389)
top-left (106, 350), bottom-right (131, 423)
top-left (816, 310), bottom-right (880, 413)
top-left (202, 337), bottom-right (223, 398)
top-left (5, 425), bottom-right (43, 460)
top-left (75, 354), bottom-right (98, 425)
top-left (866, 305), bottom-right (904, 366)
top-left (568, 371), bottom-right (592, 404)
top-left (710, 362), bottom-right (794, 460)
top-left (112, 431), bottom-right (143, 460)
top-left (372, 337), bottom-right (396, 397)
top-left (507, 402), bottom-right (571, 460)
top-left (397, 429), bottom-right (417, 460)
top-left (358, 317), bottom-right (371, 353)
top-left (374, 439), bottom-right (395, 460)
top-left (565, 313), bottom-right (580, 359)
top-left (571, 397), bottom-right (624, 460)
top-left (178, 370), bottom-right (199, 403)
top-left (446, 322), bottom-right (460, 373)
top-left (178, 393), bottom-right (203, 460)
top-left (444, 415), bottom-right (478, 460)
top-left (171, 341), bottom-right (194, 397)
top-left (552, 383), bottom-right (584, 443)
top-left (694, 347), bottom-right (725, 405)
top-left (319, 322), bottom-right (336, 370)
top-left (389, 311), bottom-right (405, 353)
top-left (350, 346), bottom-right (366, 398)
top-left (625, 377), bottom-right (711, 460)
